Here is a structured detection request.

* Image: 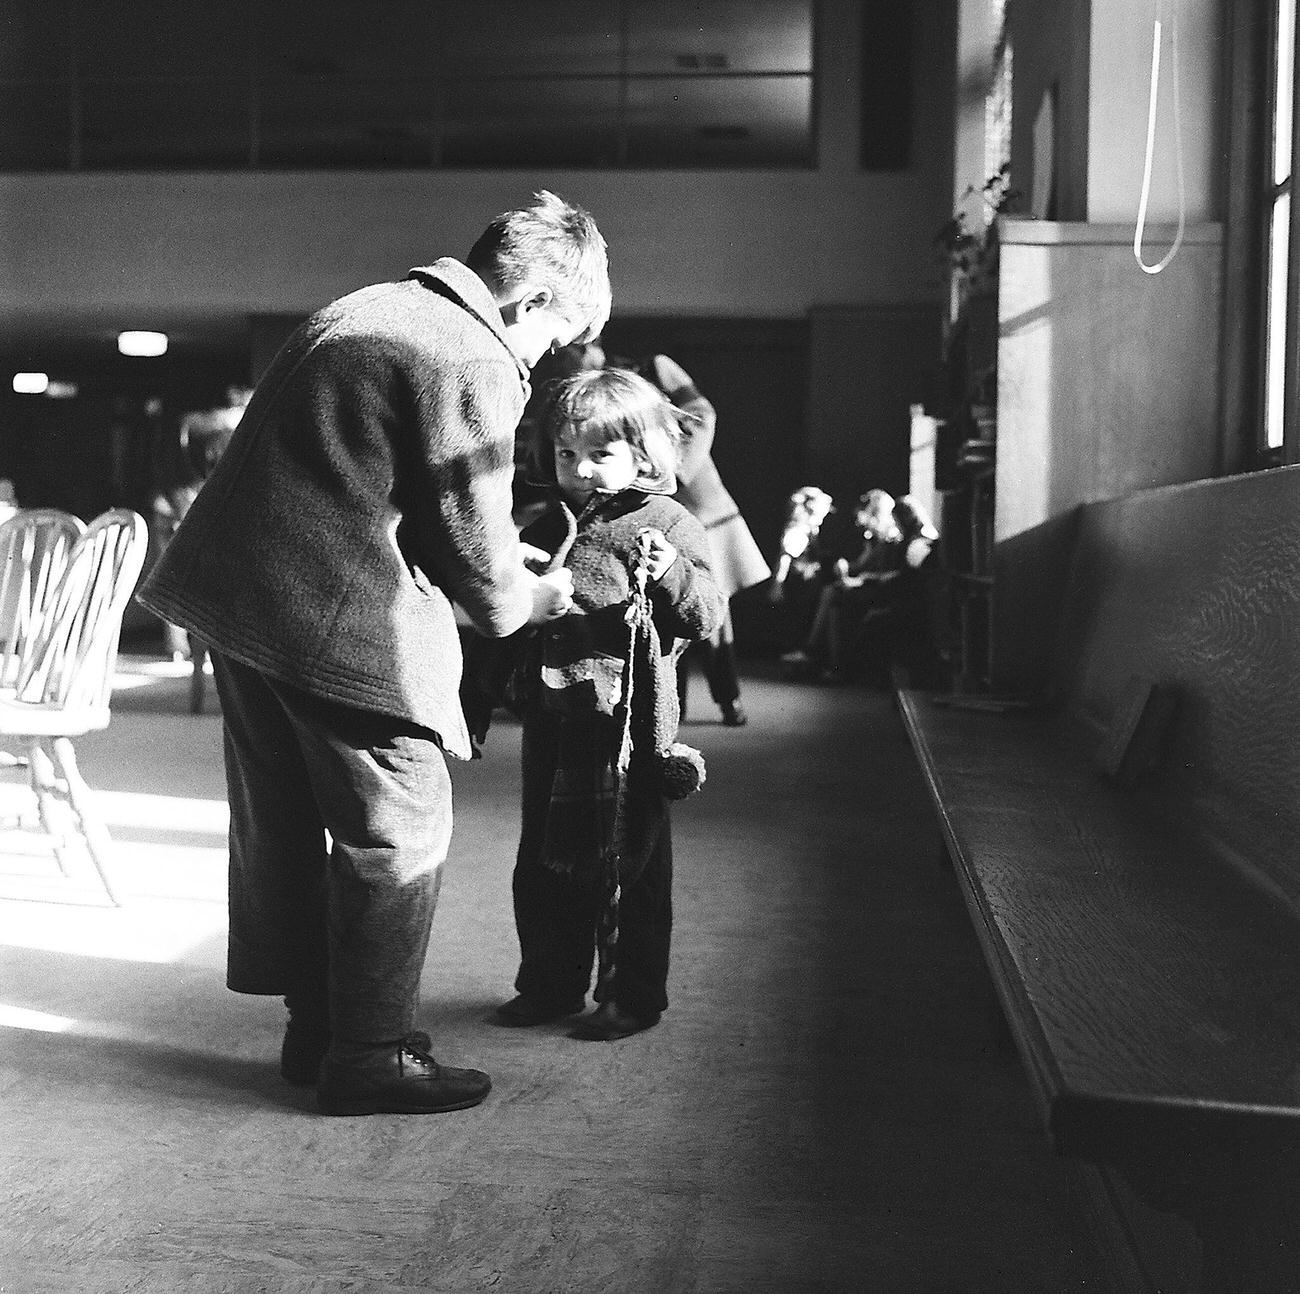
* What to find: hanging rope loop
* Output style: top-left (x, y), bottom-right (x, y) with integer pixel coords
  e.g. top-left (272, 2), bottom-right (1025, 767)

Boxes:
top-left (1134, 4), bottom-right (1186, 275)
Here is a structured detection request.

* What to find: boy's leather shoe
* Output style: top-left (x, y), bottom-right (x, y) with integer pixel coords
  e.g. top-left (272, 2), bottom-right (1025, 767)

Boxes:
top-left (281, 1025), bottom-right (432, 1087)
top-left (316, 1038), bottom-right (490, 1115)
top-left (571, 1002), bottom-right (661, 1042)
top-left (494, 995), bottom-right (586, 1027)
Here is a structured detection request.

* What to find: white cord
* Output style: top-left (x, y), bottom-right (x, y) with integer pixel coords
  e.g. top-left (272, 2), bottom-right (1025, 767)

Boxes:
top-left (1134, 13), bottom-right (1187, 274)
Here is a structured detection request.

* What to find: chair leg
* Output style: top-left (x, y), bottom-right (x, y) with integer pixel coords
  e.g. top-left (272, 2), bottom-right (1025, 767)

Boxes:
top-left (50, 736), bottom-right (121, 906)
top-left (27, 739), bottom-right (73, 877)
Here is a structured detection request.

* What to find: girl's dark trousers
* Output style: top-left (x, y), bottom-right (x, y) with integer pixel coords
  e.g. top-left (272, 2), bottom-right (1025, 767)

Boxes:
top-left (512, 709), bottom-right (673, 1019)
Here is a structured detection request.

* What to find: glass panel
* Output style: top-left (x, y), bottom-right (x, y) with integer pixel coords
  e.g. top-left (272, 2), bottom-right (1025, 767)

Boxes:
top-left (437, 2), bottom-right (618, 76)
top-left (78, 0), bottom-right (250, 81)
top-left (1276, 0), bottom-right (1296, 186)
top-left (0, 0), bottom-right (75, 81)
top-left (0, 0), bottom-right (819, 171)
top-left (81, 78), bottom-right (251, 169)
top-left (1264, 192), bottom-right (1291, 451)
top-left (625, 0), bottom-right (812, 75)
top-left (442, 76), bottom-right (621, 168)
top-left (624, 74), bottom-right (813, 167)
top-left (0, 85), bottom-right (72, 170)
top-left (259, 77), bottom-right (434, 168)
top-left (256, 1), bottom-right (437, 81)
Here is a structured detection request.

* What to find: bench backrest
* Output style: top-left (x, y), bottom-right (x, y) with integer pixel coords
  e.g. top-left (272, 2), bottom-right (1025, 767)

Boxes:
top-left (1051, 464), bottom-right (1300, 908)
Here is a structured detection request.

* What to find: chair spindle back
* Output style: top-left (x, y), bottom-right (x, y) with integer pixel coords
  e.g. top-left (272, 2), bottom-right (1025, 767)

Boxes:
top-left (13, 510), bottom-right (148, 712)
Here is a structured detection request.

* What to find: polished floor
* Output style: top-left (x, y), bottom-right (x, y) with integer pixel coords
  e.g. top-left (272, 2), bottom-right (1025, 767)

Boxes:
top-left (0, 657), bottom-right (1112, 1293)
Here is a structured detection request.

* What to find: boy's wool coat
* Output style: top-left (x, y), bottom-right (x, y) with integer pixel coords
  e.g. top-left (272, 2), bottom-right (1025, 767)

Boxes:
top-left (138, 258), bottom-right (534, 759)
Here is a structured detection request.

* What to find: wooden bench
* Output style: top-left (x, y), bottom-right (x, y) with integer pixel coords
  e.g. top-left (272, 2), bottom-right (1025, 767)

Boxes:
top-left (897, 465), bottom-right (1300, 1291)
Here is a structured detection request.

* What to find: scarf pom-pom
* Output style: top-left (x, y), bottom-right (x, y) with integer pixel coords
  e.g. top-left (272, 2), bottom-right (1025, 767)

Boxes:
top-left (658, 742), bottom-right (706, 800)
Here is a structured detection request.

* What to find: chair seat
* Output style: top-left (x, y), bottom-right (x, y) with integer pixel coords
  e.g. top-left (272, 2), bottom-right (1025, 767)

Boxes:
top-left (0, 697), bottom-right (111, 736)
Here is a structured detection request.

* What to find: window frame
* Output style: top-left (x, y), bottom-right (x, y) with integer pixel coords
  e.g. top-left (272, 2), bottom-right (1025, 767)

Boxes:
top-left (1220, 0), bottom-right (1299, 471)
top-left (0, 0), bottom-right (820, 174)
top-left (1274, 0), bottom-right (1300, 464)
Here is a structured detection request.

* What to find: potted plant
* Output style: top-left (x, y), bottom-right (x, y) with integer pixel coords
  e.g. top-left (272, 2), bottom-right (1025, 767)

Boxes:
top-left (933, 164), bottom-right (1020, 327)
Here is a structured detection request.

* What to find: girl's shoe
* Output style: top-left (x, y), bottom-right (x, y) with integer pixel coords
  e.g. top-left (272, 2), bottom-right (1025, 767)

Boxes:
top-left (571, 1002), bottom-right (661, 1041)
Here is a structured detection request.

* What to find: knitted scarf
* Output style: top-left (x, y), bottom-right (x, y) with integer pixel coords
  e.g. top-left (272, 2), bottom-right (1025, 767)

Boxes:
top-left (594, 532), bottom-right (706, 1003)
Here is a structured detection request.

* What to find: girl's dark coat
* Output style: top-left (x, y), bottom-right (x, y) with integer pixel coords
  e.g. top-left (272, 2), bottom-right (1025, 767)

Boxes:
top-left (515, 491), bottom-right (723, 882)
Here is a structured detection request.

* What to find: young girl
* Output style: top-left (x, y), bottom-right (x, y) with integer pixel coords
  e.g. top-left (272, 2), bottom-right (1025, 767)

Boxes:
top-left (490, 367), bottom-right (723, 1041)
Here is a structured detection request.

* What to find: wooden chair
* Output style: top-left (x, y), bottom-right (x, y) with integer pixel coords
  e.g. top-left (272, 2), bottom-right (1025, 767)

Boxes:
top-left (0, 509), bottom-right (148, 905)
top-left (0, 509), bottom-right (86, 692)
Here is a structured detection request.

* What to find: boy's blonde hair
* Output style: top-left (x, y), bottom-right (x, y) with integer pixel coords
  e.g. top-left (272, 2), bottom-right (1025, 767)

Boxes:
top-left (531, 367), bottom-right (682, 495)
top-left (467, 191), bottom-right (611, 343)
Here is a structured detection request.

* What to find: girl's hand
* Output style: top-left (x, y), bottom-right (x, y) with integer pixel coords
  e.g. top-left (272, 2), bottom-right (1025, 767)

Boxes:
top-left (637, 529), bottom-right (678, 582)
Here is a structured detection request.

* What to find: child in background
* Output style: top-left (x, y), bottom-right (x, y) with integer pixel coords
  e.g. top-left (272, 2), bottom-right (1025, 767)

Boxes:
top-left (486, 367), bottom-right (723, 1041)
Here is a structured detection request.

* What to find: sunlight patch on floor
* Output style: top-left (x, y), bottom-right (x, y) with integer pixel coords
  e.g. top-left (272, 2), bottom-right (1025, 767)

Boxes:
top-left (0, 784), bottom-right (229, 963)
top-left (114, 656), bottom-right (195, 680)
top-left (0, 777), bottom-right (228, 832)
top-left (0, 1002), bottom-right (77, 1032)
top-left (0, 877), bottom-right (228, 965)
top-left (95, 789), bottom-right (229, 834)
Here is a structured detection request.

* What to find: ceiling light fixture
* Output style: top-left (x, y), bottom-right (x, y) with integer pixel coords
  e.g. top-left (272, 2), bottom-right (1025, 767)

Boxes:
top-left (118, 330), bottom-right (168, 357)
top-left (13, 372), bottom-right (49, 394)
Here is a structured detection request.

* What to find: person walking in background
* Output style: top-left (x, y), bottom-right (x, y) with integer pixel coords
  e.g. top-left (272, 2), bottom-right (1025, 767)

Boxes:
top-left (471, 368), bottom-right (722, 1041)
top-left (150, 385), bottom-right (253, 662)
top-left (137, 191), bottom-right (607, 1115)
top-left (622, 347), bottom-right (768, 727)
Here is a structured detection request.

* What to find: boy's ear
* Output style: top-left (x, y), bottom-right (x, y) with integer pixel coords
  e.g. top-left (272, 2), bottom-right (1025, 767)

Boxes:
top-left (495, 283), bottom-right (553, 324)
top-left (519, 285), bottom-right (554, 315)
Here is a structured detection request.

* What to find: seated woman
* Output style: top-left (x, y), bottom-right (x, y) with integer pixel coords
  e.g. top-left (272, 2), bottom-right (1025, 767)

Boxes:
top-left (768, 485), bottom-right (835, 651)
top-left (780, 490), bottom-right (938, 685)
top-left (768, 485), bottom-right (835, 602)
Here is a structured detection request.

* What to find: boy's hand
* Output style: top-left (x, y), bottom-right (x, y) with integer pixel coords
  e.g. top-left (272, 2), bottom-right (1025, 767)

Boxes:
top-left (528, 568), bottom-right (574, 623)
top-left (519, 542), bottom-right (552, 573)
top-left (637, 529), bottom-right (677, 582)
